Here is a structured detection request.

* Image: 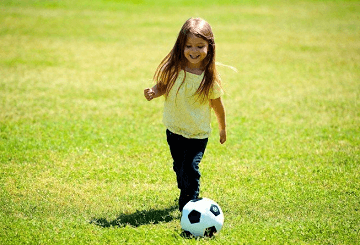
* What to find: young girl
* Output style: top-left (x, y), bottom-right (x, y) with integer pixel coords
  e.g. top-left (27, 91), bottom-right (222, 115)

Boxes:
top-left (144, 17), bottom-right (226, 212)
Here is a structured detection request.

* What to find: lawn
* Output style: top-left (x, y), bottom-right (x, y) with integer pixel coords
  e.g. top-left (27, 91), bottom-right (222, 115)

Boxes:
top-left (0, 0), bottom-right (359, 244)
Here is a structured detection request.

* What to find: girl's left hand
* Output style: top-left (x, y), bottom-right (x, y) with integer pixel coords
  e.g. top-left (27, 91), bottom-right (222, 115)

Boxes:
top-left (219, 129), bottom-right (226, 144)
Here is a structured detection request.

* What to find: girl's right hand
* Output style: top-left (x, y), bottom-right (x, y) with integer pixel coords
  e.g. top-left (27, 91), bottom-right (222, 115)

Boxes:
top-left (144, 88), bottom-right (155, 101)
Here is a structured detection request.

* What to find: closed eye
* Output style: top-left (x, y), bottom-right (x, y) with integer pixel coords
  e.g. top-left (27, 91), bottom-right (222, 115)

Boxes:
top-left (185, 45), bottom-right (205, 49)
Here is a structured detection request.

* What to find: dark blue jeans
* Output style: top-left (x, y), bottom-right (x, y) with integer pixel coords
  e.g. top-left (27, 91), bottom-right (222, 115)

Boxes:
top-left (166, 129), bottom-right (208, 211)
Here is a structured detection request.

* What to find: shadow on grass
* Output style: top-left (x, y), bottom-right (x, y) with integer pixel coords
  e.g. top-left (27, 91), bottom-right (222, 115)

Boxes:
top-left (180, 229), bottom-right (217, 240)
top-left (90, 205), bottom-right (179, 228)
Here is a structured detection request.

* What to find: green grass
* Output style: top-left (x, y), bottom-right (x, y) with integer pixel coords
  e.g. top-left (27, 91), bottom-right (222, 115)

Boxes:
top-left (1, 0), bottom-right (359, 244)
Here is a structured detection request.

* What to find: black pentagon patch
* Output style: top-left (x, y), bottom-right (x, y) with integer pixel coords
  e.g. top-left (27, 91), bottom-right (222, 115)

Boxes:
top-left (188, 210), bottom-right (201, 224)
top-left (190, 198), bottom-right (203, 203)
top-left (210, 204), bottom-right (221, 216)
top-left (204, 226), bottom-right (217, 237)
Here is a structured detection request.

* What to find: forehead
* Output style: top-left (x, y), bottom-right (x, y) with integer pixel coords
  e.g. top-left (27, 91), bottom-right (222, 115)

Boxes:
top-left (185, 33), bottom-right (208, 44)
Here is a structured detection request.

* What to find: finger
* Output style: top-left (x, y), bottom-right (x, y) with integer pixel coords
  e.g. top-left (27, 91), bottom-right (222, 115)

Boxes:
top-left (144, 88), bottom-right (152, 95)
top-left (220, 137), bottom-right (226, 144)
top-left (146, 95), bottom-right (153, 101)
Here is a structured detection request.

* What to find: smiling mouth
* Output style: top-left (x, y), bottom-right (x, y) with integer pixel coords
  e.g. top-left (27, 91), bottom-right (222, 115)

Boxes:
top-left (190, 55), bottom-right (200, 59)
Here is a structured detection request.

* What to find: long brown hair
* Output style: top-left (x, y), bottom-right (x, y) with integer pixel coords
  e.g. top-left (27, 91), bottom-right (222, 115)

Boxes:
top-left (153, 17), bottom-right (221, 102)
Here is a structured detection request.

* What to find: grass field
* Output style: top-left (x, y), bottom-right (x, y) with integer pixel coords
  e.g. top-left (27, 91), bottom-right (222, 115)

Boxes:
top-left (1, 0), bottom-right (359, 244)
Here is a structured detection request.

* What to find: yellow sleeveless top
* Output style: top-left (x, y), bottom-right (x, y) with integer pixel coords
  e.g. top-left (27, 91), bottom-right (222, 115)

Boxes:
top-left (163, 70), bottom-right (224, 139)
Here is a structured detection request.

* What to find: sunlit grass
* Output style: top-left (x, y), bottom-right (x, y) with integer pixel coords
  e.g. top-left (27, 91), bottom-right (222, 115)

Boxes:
top-left (1, 0), bottom-right (359, 244)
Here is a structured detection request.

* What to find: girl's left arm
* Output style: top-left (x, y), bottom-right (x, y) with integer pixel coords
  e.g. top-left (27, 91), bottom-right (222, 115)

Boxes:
top-left (211, 97), bottom-right (226, 144)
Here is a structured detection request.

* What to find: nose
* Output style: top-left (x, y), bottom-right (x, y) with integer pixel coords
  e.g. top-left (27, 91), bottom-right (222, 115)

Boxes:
top-left (190, 47), bottom-right (199, 54)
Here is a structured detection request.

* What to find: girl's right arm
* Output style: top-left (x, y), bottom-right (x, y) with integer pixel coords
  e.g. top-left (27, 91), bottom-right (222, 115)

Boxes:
top-left (144, 84), bottom-right (165, 101)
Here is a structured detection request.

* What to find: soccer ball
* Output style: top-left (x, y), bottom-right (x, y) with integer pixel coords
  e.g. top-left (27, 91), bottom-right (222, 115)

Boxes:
top-left (180, 197), bottom-right (224, 237)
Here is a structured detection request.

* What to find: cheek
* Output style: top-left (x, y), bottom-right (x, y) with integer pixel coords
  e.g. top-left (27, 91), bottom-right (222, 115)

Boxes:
top-left (202, 48), bottom-right (209, 56)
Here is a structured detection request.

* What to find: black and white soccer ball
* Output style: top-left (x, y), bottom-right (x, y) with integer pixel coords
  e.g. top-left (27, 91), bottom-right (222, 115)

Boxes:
top-left (180, 197), bottom-right (224, 237)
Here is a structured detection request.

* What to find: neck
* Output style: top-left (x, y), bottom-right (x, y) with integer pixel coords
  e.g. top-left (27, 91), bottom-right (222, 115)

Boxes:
top-left (185, 66), bottom-right (204, 75)
top-left (185, 61), bottom-right (205, 74)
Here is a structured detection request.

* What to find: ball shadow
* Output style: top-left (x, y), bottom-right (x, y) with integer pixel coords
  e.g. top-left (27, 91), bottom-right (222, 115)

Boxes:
top-left (90, 205), bottom-right (179, 228)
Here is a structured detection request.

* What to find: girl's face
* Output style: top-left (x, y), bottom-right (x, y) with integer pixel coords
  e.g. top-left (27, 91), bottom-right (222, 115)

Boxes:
top-left (183, 33), bottom-right (209, 69)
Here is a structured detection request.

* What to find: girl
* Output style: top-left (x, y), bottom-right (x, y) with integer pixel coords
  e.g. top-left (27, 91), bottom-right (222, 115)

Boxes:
top-left (144, 17), bottom-right (226, 212)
